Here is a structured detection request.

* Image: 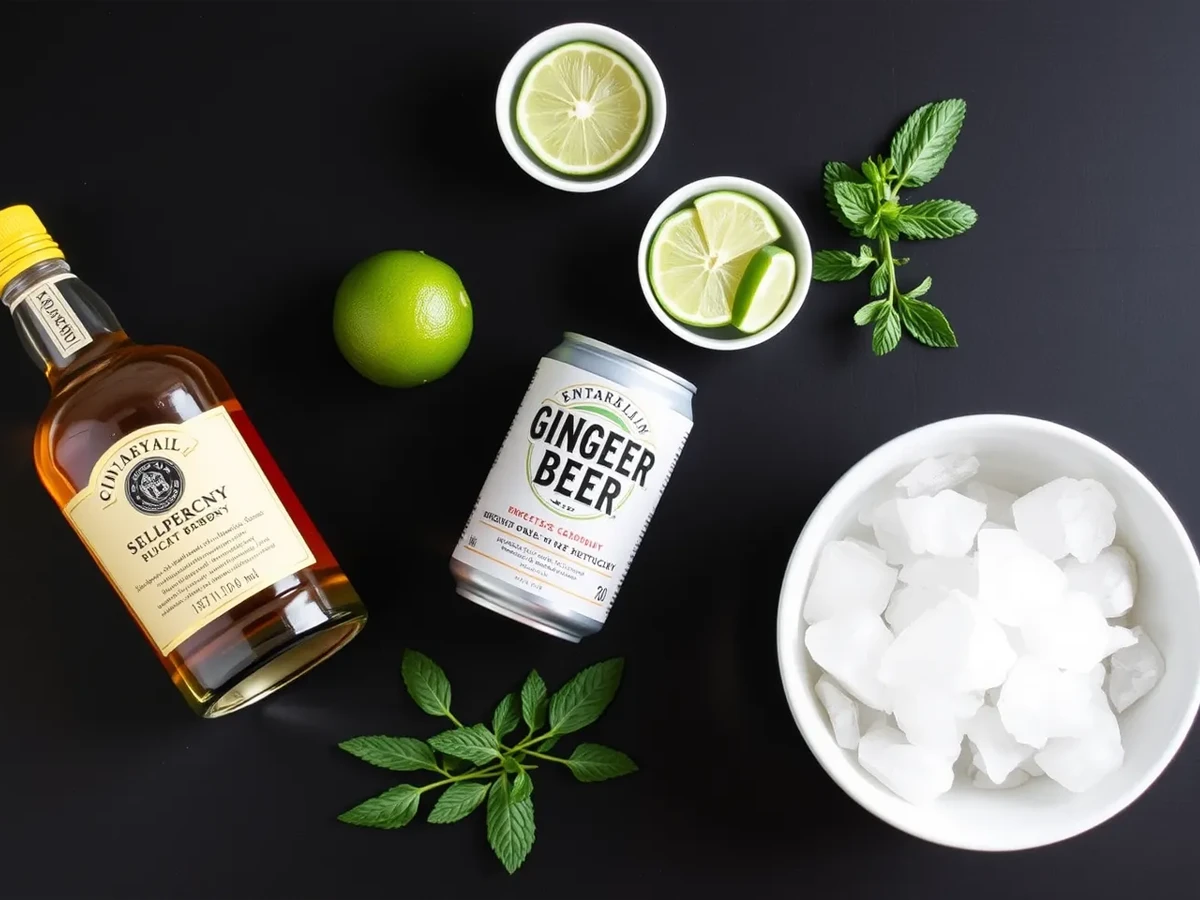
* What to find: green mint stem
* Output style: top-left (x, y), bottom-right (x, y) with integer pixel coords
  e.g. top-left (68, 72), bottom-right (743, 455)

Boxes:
top-left (520, 749), bottom-right (570, 765)
top-left (880, 233), bottom-right (898, 305)
top-left (417, 764), bottom-right (504, 794)
top-left (445, 711), bottom-right (466, 730)
top-left (507, 731), bottom-right (554, 754)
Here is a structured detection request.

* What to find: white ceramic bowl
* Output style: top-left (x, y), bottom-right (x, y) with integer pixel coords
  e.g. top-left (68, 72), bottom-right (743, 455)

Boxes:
top-left (777, 414), bottom-right (1200, 851)
top-left (637, 176), bottom-right (812, 350)
top-left (495, 23), bottom-right (666, 192)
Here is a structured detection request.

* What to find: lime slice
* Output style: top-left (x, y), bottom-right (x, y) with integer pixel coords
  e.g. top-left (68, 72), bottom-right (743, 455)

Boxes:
top-left (694, 191), bottom-right (781, 262)
top-left (515, 41), bottom-right (648, 176)
top-left (649, 208), bottom-right (744, 327)
top-left (731, 245), bottom-right (796, 334)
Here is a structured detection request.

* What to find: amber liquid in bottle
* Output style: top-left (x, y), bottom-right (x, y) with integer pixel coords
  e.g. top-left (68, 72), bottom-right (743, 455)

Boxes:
top-left (8, 258), bottom-right (367, 716)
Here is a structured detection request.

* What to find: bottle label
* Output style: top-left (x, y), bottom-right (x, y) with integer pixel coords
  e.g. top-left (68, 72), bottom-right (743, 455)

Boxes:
top-left (64, 406), bottom-right (316, 654)
top-left (451, 357), bottom-right (692, 624)
top-left (10, 274), bottom-right (93, 357)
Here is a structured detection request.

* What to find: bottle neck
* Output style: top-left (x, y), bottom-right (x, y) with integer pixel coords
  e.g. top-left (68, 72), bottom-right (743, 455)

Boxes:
top-left (1, 258), bottom-right (130, 387)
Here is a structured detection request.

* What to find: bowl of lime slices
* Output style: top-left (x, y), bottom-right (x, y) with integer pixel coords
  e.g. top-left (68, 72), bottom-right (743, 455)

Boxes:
top-left (639, 176), bottom-right (812, 350)
top-left (497, 23), bottom-right (666, 192)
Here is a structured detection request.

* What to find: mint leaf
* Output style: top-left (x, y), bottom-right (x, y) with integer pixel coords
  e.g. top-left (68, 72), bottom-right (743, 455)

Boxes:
top-left (854, 299), bottom-right (888, 326)
top-left (823, 161), bottom-right (867, 234)
top-left (502, 756), bottom-right (520, 773)
top-left (869, 263), bottom-right (889, 298)
top-left (899, 297), bottom-right (957, 348)
top-left (896, 200), bottom-right (977, 239)
top-left (487, 775), bottom-right (535, 875)
top-left (832, 181), bottom-right (877, 229)
top-left (338, 736), bottom-right (439, 773)
top-left (401, 649), bottom-right (452, 718)
top-left (338, 784), bottom-right (420, 829)
top-left (427, 782), bottom-right (488, 824)
top-left (427, 724), bottom-right (501, 765)
top-left (872, 303), bottom-right (902, 356)
top-left (565, 744), bottom-right (639, 783)
top-left (906, 276), bottom-right (932, 298)
top-left (520, 670), bottom-right (547, 731)
top-left (813, 249), bottom-right (871, 282)
top-left (857, 244), bottom-right (876, 264)
top-left (861, 157), bottom-right (883, 187)
top-left (537, 736), bottom-right (559, 753)
top-left (548, 658), bottom-right (624, 735)
top-left (890, 99), bottom-right (967, 187)
top-left (511, 769), bottom-right (534, 803)
top-left (493, 692), bottom-right (520, 741)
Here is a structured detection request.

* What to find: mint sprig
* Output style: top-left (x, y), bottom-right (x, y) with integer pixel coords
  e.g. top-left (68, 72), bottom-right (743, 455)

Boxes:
top-left (814, 98), bottom-right (977, 355)
top-left (336, 650), bottom-right (635, 875)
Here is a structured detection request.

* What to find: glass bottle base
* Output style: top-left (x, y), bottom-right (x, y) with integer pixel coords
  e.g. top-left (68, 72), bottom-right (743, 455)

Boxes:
top-left (204, 613), bottom-right (364, 717)
top-left (168, 568), bottom-right (368, 717)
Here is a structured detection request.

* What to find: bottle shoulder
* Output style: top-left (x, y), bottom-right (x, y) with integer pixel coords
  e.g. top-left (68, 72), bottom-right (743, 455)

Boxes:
top-left (35, 343), bottom-right (236, 487)
top-left (42, 343), bottom-right (231, 416)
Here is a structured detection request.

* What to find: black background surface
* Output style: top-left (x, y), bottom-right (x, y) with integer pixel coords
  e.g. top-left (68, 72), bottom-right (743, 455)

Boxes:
top-left (2, 2), bottom-right (1198, 897)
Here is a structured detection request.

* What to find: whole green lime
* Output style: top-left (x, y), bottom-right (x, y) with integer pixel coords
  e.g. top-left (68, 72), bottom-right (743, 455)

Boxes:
top-left (333, 250), bottom-right (473, 387)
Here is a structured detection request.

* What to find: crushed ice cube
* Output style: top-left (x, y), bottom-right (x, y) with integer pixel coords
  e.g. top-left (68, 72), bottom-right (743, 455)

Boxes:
top-left (863, 498), bottom-right (917, 566)
top-left (1013, 477), bottom-right (1117, 563)
top-left (845, 536), bottom-right (888, 562)
top-left (896, 454), bottom-right (980, 498)
top-left (899, 556), bottom-right (979, 596)
top-left (1003, 625), bottom-right (1027, 657)
top-left (997, 657), bottom-right (1097, 749)
top-left (804, 540), bottom-right (898, 625)
top-left (805, 613), bottom-right (893, 712)
top-left (973, 767), bottom-right (1031, 790)
top-left (815, 675), bottom-right (862, 750)
top-left (1107, 625), bottom-right (1165, 713)
top-left (1035, 687), bottom-right (1123, 792)
top-left (976, 528), bottom-right (1067, 627)
top-left (884, 584), bottom-right (946, 635)
top-left (1063, 547), bottom-right (1137, 617)
top-left (892, 686), bottom-right (979, 758)
top-left (858, 724), bottom-right (955, 805)
top-left (965, 481), bottom-right (1017, 527)
top-left (896, 490), bottom-right (987, 557)
top-left (1012, 477), bottom-right (1077, 560)
top-left (1021, 590), bottom-right (1136, 673)
top-left (1061, 479), bottom-right (1118, 563)
top-left (879, 592), bottom-right (1015, 693)
top-left (965, 705), bottom-right (1035, 783)
top-left (1019, 756), bottom-right (1045, 777)
top-left (858, 704), bottom-right (888, 734)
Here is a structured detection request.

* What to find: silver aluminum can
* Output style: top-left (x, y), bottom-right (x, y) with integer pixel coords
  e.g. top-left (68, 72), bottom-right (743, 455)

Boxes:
top-left (450, 332), bottom-right (695, 641)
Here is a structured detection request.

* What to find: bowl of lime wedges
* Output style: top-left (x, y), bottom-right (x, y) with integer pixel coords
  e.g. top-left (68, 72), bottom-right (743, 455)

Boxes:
top-left (639, 176), bottom-right (812, 350)
top-left (496, 23), bottom-right (666, 192)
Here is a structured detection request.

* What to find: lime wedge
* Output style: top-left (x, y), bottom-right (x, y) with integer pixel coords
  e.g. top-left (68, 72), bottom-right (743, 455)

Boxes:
top-left (649, 208), bottom-right (744, 327)
top-left (694, 191), bottom-right (781, 262)
top-left (515, 41), bottom-right (648, 176)
top-left (731, 245), bottom-right (797, 334)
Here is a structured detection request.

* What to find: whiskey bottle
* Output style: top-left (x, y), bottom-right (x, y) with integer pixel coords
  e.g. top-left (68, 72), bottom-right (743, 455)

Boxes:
top-left (0, 205), bottom-right (368, 716)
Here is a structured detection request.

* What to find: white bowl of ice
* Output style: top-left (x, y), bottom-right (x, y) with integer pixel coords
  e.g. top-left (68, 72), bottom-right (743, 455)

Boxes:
top-left (776, 414), bottom-right (1200, 851)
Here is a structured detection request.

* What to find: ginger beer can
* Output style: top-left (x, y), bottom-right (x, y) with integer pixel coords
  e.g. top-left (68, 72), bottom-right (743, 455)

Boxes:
top-left (450, 333), bottom-right (695, 641)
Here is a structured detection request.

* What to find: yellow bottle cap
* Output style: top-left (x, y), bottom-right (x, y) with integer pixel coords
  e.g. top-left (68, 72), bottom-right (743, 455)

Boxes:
top-left (0, 205), bottom-right (65, 296)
